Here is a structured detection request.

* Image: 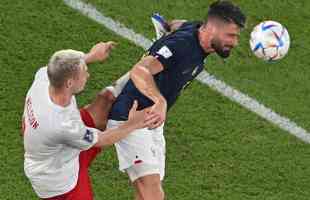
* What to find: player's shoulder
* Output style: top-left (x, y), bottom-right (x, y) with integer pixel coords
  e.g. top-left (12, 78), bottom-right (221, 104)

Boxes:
top-left (178, 21), bottom-right (202, 30)
top-left (43, 98), bottom-right (80, 132)
top-left (149, 21), bottom-right (202, 58)
top-left (34, 66), bottom-right (48, 81)
top-left (59, 106), bottom-right (82, 127)
top-left (166, 21), bottom-right (202, 46)
top-left (174, 21), bottom-right (201, 35)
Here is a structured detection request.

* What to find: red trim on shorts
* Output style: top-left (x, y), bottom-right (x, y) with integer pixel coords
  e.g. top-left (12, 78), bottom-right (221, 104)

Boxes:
top-left (134, 160), bottom-right (143, 164)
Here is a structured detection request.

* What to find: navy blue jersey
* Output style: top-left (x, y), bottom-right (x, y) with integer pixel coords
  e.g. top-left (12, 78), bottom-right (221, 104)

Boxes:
top-left (109, 22), bottom-right (208, 121)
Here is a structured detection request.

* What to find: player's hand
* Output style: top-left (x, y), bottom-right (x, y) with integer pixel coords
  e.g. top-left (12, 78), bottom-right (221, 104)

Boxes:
top-left (85, 41), bottom-right (116, 63)
top-left (147, 97), bottom-right (167, 129)
top-left (128, 100), bottom-right (160, 129)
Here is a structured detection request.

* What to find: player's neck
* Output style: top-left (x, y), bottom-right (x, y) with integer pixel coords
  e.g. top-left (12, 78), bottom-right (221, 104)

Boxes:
top-left (49, 86), bottom-right (72, 107)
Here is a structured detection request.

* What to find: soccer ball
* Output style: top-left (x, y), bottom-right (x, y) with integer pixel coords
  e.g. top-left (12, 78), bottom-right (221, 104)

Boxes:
top-left (250, 21), bottom-right (290, 61)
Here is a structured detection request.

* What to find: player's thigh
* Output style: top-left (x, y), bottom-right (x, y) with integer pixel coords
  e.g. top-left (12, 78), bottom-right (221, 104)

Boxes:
top-left (127, 163), bottom-right (161, 182)
top-left (126, 136), bottom-right (166, 182)
top-left (108, 120), bottom-right (166, 179)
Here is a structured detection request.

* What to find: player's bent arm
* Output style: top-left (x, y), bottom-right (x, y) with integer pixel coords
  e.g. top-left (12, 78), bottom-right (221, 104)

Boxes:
top-left (94, 122), bottom-right (137, 147)
top-left (130, 55), bottom-right (166, 104)
top-left (93, 101), bottom-right (159, 147)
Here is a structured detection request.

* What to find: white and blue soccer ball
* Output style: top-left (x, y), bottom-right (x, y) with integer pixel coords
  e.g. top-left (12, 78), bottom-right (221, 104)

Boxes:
top-left (250, 20), bottom-right (290, 61)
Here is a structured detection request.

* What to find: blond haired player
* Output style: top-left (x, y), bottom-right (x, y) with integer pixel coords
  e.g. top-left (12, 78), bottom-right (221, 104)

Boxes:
top-left (22, 42), bottom-right (158, 200)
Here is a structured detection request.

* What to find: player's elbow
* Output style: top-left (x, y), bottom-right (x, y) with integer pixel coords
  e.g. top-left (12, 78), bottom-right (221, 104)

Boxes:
top-left (130, 64), bottom-right (151, 80)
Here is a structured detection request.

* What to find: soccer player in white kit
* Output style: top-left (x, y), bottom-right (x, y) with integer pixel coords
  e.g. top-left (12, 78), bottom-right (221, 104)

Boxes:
top-left (22, 42), bottom-right (158, 200)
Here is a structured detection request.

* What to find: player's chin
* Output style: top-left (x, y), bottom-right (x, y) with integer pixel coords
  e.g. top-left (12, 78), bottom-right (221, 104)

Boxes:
top-left (217, 49), bottom-right (231, 58)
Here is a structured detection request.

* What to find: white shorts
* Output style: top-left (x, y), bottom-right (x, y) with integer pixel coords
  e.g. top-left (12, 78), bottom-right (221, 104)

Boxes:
top-left (107, 120), bottom-right (166, 182)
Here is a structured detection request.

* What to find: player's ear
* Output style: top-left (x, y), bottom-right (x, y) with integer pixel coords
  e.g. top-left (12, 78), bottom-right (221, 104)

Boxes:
top-left (210, 23), bottom-right (218, 35)
top-left (204, 22), bottom-right (216, 35)
top-left (65, 78), bottom-right (73, 89)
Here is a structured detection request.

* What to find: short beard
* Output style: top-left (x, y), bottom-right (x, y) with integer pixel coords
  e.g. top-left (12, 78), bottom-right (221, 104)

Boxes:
top-left (211, 39), bottom-right (231, 58)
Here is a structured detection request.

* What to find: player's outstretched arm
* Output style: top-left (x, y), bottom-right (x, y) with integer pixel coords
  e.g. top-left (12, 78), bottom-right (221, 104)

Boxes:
top-left (84, 41), bottom-right (116, 64)
top-left (94, 101), bottom-right (158, 147)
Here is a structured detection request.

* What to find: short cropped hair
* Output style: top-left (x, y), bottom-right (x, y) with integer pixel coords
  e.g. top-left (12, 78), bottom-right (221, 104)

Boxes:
top-left (207, 0), bottom-right (246, 28)
top-left (47, 49), bottom-right (85, 88)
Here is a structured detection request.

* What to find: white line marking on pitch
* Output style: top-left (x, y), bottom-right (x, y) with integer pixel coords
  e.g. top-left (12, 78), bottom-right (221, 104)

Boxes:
top-left (64, 0), bottom-right (310, 143)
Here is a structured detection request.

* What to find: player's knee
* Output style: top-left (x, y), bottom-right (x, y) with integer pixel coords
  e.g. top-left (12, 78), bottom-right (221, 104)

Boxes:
top-left (139, 175), bottom-right (164, 199)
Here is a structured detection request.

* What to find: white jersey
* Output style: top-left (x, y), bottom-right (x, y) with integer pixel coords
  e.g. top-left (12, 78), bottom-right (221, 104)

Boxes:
top-left (23, 67), bottom-right (99, 198)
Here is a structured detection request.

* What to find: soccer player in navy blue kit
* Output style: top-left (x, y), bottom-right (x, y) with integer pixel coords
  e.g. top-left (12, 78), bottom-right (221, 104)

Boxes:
top-left (107, 1), bottom-right (246, 199)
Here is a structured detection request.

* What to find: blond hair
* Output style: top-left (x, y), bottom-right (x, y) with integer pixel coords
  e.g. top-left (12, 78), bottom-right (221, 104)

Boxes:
top-left (47, 49), bottom-right (85, 88)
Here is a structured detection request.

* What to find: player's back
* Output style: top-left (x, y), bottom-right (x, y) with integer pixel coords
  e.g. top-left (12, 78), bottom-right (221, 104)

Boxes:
top-left (23, 67), bottom-right (82, 198)
top-left (23, 67), bottom-right (80, 160)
